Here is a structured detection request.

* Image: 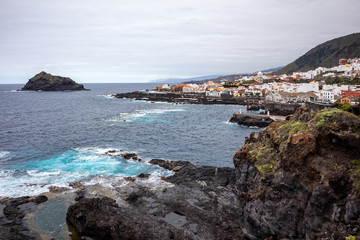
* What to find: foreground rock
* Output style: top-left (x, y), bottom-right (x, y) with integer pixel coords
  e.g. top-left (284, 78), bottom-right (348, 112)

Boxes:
top-left (21, 71), bottom-right (87, 91)
top-left (67, 164), bottom-right (245, 240)
top-left (234, 105), bottom-right (360, 239)
top-left (229, 113), bottom-right (274, 127)
top-left (0, 196), bottom-right (48, 240)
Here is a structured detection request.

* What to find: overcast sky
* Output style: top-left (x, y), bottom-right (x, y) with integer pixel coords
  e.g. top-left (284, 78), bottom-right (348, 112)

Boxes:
top-left (0, 0), bottom-right (359, 83)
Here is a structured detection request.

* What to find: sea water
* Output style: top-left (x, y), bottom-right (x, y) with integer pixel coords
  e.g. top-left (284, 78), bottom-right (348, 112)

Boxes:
top-left (0, 83), bottom-right (257, 198)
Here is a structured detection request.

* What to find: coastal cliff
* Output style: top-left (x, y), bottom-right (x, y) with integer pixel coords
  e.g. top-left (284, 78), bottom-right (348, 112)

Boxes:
top-left (21, 71), bottom-right (87, 91)
top-left (234, 105), bottom-right (360, 239)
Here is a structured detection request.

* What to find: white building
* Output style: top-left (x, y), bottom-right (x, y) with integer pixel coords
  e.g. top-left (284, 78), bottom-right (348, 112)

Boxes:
top-left (257, 71), bottom-right (264, 83)
top-left (320, 90), bottom-right (335, 102)
top-left (206, 90), bottom-right (222, 98)
top-left (296, 83), bottom-right (319, 93)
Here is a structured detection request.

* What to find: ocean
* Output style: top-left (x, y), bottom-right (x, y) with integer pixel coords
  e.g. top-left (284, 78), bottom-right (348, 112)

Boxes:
top-left (0, 83), bottom-right (258, 198)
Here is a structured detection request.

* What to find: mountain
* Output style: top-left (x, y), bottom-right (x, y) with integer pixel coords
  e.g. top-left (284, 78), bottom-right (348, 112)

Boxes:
top-left (184, 66), bottom-right (282, 84)
top-left (22, 72), bottom-right (87, 91)
top-left (150, 75), bottom-right (224, 84)
top-left (261, 66), bottom-right (283, 73)
top-left (276, 32), bottom-right (360, 75)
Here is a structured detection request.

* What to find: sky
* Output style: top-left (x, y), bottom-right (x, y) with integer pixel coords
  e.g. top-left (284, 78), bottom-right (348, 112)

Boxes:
top-left (0, 0), bottom-right (360, 84)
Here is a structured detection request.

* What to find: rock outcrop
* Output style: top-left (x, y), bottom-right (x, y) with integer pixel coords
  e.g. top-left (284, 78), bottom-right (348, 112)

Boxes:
top-left (21, 71), bottom-right (87, 91)
top-left (234, 105), bottom-right (360, 239)
top-left (229, 113), bottom-right (274, 127)
top-left (66, 164), bottom-right (245, 240)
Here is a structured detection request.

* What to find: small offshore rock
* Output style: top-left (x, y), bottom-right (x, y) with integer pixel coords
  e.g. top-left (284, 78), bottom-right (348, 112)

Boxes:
top-left (137, 173), bottom-right (151, 179)
top-left (21, 71), bottom-right (87, 91)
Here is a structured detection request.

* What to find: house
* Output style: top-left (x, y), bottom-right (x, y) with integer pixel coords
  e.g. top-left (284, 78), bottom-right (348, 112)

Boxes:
top-left (183, 84), bottom-right (199, 93)
top-left (296, 83), bottom-right (319, 93)
top-left (157, 84), bottom-right (170, 91)
top-left (174, 84), bottom-right (190, 93)
top-left (206, 90), bottom-right (222, 98)
top-left (320, 90), bottom-right (335, 103)
top-left (340, 97), bottom-right (351, 103)
top-left (266, 91), bottom-right (318, 103)
top-left (339, 58), bottom-right (348, 65)
top-left (344, 91), bottom-right (360, 98)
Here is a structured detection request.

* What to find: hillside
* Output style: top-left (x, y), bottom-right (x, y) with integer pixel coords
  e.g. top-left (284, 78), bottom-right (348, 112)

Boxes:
top-left (185, 66), bottom-right (282, 84)
top-left (276, 32), bottom-right (360, 75)
top-left (150, 75), bottom-right (224, 84)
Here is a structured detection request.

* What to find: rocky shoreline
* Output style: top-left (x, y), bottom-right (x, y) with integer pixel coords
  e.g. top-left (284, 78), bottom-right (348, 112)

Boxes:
top-left (1, 105), bottom-right (360, 239)
top-left (113, 91), bottom-right (246, 105)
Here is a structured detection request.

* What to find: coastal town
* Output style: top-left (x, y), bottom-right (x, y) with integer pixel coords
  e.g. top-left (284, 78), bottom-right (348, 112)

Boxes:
top-left (155, 58), bottom-right (360, 105)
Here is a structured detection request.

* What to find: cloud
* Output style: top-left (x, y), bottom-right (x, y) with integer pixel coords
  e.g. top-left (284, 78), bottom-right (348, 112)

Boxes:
top-left (0, 0), bottom-right (359, 83)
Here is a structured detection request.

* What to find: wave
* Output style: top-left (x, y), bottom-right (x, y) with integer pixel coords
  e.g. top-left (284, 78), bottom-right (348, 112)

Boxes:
top-left (107, 107), bottom-right (185, 122)
top-left (0, 151), bottom-right (10, 158)
top-left (223, 121), bottom-right (237, 125)
top-left (98, 94), bottom-right (115, 99)
top-left (0, 147), bottom-right (172, 198)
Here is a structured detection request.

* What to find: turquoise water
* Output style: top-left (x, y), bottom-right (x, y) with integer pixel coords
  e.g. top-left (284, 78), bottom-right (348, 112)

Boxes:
top-left (0, 147), bottom-right (171, 197)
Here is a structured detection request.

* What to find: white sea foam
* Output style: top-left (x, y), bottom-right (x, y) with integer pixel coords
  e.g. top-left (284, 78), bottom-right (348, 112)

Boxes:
top-left (107, 108), bottom-right (185, 122)
top-left (0, 151), bottom-right (10, 158)
top-left (0, 147), bottom-right (172, 198)
top-left (223, 121), bottom-right (237, 125)
top-left (98, 94), bottom-right (115, 99)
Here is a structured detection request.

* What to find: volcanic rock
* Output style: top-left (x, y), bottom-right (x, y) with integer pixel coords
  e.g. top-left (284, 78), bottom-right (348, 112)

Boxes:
top-left (229, 113), bottom-right (274, 127)
top-left (149, 159), bottom-right (193, 171)
top-left (21, 71), bottom-right (87, 91)
top-left (233, 105), bottom-right (360, 239)
top-left (0, 196), bottom-right (48, 240)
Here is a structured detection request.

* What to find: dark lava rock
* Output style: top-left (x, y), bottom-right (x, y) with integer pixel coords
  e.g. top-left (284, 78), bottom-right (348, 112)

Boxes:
top-left (233, 105), bottom-right (360, 239)
top-left (121, 153), bottom-right (138, 160)
top-left (66, 197), bottom-right (200, 240)
top-left (229, 113), bottom-right (274, 127)
top-left (21, 71), bottom-right (87, 91)
top-left (0, 196), bottom-right (48, 240)
top-left (149, 159), bottom-right (193, 171)
top-left (113, 91), bottom-right (246, 105)
top-left (67, 164), bottom-right (244, 240)
top-left (137, 173), bottom-right (151, 179)
top-left (33, 195), bottom-right (48, 204)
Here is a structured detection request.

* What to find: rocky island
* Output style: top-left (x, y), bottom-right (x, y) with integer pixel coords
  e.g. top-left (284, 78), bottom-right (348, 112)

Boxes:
top-left (0, 105), bottom-right (359, 239)
top-left (21, 71), bottom-right (87, 91)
